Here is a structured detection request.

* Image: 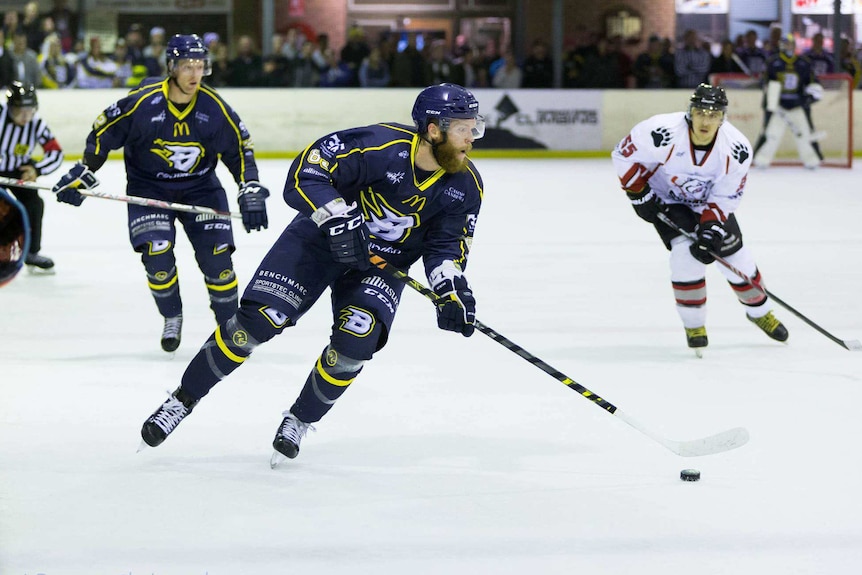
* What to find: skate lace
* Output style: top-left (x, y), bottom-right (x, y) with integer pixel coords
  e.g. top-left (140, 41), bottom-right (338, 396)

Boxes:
top-left (278, 413), bottom-right (314, 444)
top-left (152, 396), bottom-right (188, 433)
top-left (753, 312), bottom-right (780, 333)
top-left (685, 327), bottom-right (707, 338)
top-left (162, 316), bottom-right (183, 339)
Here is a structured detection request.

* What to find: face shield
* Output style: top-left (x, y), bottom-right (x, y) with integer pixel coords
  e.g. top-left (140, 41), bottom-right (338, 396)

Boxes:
top-left (439, 115), bottom-right (486, 140)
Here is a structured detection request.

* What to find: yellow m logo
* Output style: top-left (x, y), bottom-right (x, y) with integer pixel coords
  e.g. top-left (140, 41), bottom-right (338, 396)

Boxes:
top-left (173, 122), bottom-right (190, 137)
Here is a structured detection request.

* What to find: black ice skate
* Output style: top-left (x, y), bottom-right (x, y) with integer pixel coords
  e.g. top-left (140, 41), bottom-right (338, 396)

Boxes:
top-left (685, 326), bottom-right (708, 358)
top-left (140, 387), bottom-right (199, 448)
top-left (270, 412), bottom-right (313, 468)
top-left (161, 314), bottom-right (183, 352)
top-left (25, 253), bottom-right (55, 274)
top-left (747, 311), bottom-right (789, 342)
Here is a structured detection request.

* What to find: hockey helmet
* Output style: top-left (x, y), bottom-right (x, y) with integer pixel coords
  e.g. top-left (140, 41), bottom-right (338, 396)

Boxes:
top-left (166, 34), bottom-right (212, 76)
top-left (779, 34), bottom-right (796, 57)
top-left (412, 83), bottom-right (485, 139)
top-left (687, 83), bottom-right (728, 120)
top-left (0, 188), bottom-right (31, 287)
top-left (6, 81), bottom-right (38, 109)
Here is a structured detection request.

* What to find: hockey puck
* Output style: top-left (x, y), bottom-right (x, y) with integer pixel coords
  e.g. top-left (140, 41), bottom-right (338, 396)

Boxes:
top-left (680, 469), bottom-right (701, 482)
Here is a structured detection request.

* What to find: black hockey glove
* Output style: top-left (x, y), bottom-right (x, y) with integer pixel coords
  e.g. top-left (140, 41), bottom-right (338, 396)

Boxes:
top-left (626, 185), bottom-right (663, 224)
top-left (312, 198), bottom-right (370, 271)
top-left (429, 261), bottom-right (476, 337)
top-left (53, 163), bottom-right (99, 206)
top-left (238, 181), bottom-right (270, 233)
top-left (690, 221), bottom-right (727, 264)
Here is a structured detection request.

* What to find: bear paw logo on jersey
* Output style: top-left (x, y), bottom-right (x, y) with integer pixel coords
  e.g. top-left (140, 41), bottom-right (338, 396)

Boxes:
top-left (651, 127), bottom-right (672, 147)
top-left (731, 141), bottom-right (750, 164)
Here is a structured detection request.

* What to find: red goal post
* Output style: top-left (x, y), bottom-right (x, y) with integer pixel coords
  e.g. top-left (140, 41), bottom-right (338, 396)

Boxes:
top-left (709, 72), bottom-right (853, 168)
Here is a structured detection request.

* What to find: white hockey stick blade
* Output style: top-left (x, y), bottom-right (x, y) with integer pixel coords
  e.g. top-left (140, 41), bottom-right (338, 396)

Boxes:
top-left (842, 339), bottom-right (862, 351)
top-left (616, 410), bottom-right (750, 457)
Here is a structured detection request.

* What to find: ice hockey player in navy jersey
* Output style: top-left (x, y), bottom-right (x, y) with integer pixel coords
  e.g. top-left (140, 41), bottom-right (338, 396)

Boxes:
top-left (612, 83), bottom-right (788, 356)
top-left (53, 34), bottom-right (270, 352)
top-left (139, 83), bottom-right (485, 462)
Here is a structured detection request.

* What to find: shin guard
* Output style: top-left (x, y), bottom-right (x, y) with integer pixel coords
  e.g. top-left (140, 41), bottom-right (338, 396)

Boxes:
top-left (141, 241), bottom-right (182, 318)
top-left (290, 346), bottom-right (366, 424)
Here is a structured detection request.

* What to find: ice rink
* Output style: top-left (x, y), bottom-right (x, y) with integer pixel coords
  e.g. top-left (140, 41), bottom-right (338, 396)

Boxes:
top-left (2, 158), bottom-right (862, 574)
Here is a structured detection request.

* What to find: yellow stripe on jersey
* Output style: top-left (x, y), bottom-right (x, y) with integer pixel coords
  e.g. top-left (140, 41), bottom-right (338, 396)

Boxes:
top-left (93, 87), bottom-right (164, 156)
top-left (199, 85), bottom-right (248, 180)
top-left (408, 134), bottom-right (445, 190)
top-left (215, 325), bottom-right (246, 364)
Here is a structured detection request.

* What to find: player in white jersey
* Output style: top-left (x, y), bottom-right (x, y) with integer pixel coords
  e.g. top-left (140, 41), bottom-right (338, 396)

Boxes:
top-left (611, 83), bottom-right (788, 354)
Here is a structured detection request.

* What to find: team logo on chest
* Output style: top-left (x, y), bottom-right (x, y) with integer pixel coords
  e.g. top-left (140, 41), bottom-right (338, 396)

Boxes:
top-left (151, 138), bottom-right (205, 173)
top-left (360, 188), bottom-right (419, 242)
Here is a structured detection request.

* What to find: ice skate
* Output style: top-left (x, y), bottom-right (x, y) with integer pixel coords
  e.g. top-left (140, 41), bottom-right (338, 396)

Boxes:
top-left (747, 311), bottom-right (789, 342)
top-left (685, 326), bottom-right (708, 358)
top-left (161, 314), bottom-right (183, 352)
top-left (140, 387), bottom-right (199, 448)
top-left (25, 253), bottom-right (55, 275)
top-left (270, 412), bottom-right (313, 468)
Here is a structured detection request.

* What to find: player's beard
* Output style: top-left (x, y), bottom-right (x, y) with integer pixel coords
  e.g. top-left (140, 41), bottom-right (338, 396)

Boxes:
top-left (433, 138), bottom-right (472, 173)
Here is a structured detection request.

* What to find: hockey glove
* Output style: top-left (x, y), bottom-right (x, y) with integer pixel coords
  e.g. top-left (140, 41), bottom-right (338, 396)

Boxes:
top-left (429, 261), bottom-right (476, 337)
top-left (690, 221), bottom-right (726, 264)
top-left (238, 181), bottom-right (270, 233)
top-left (53, 163), bottom-right (99, 206)
top-left (312, 198), bottom-right (370, 271)
top-left (626, 185), bottom-right (663, 224)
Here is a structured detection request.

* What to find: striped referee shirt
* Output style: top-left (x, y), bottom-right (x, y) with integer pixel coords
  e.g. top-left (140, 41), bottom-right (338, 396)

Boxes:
top-left (0, 103), bottom-right (64, 178)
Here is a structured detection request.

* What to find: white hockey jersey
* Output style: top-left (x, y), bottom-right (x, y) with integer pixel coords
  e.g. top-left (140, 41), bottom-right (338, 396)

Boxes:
top-left (611, 112), bottom-right (752, 219)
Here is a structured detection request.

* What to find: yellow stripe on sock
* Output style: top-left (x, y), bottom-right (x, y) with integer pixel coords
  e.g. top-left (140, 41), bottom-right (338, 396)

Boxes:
top-left (315, 356), bottom-right (355, 387)
top-left (215, 325), bottom-right (246, 364)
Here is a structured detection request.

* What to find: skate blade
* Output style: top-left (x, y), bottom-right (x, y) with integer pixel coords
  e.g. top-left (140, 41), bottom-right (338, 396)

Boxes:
top-left (26, 266), bottom-right (56, 276)
top-left (136, 440), bottom-right (150, 453)
top-left (694, 348), bottom-right (704, 359)
top-left (270, 451), bottom-right (287, 469)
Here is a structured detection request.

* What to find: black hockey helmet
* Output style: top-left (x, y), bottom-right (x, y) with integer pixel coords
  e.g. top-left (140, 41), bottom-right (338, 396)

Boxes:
top-left (6, 81), bottom-right (38, 109)
top-left (687, 83), bottom-right (728, 122)
top-left (0, 188), bottom-right (31, 287)
top-left (412, 83), bottom-right (485, 139)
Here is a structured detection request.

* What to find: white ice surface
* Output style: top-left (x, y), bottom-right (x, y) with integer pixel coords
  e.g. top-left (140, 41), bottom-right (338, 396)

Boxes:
top-left (2, 159), bottom-right (862, 574)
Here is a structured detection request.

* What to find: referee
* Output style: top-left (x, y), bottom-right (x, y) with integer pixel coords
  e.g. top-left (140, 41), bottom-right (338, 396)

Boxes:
top-left (1, 81), bottom-right (64, 272)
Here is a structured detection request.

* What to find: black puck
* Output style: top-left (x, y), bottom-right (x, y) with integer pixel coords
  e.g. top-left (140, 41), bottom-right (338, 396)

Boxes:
top-left (680, 469), bottom-right (701, 482)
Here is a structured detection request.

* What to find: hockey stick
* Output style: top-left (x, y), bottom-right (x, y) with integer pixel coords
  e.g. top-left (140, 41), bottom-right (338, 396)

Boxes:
top-left (657, 212), bottom-right (862, 351)
top-left (369, 254), bottom-right (750, 457)
top-left (0, 176), bottom-right (240, 219)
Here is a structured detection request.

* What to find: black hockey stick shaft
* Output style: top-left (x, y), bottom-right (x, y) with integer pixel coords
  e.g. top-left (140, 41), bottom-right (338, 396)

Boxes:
top-left (657, 212), bottom-right (861, 351)
top-left (369, 254), bottom-right (750, 457)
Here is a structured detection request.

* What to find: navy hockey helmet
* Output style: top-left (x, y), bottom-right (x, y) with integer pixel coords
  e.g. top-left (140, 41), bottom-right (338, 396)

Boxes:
top-left (412, 83), bottom-right (485, 139)
top-left (166, 34), bottom-right (212, 76)
top-left (6, 81), bottom-right (38, 109)
top-left (0, 188), bottom-right (31, 287)
top-left (687, 83), bottom-right (728, 120)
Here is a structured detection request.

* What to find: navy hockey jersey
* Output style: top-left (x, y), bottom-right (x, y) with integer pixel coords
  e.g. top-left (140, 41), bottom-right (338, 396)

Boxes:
top-left (84, 78), bottom-right (259, 192)
top-left (285, 122), bottom-right (483, 276)
top-left (763, 53), bottom-right (818, 110)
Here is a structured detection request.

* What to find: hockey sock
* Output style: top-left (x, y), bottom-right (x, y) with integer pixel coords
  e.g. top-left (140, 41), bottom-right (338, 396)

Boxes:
top-left (180, 304), bottom-right (291, 400)
top-left (289, 346), bottom-right (365, 423)
top-left (141, 242), bottom-right (182, 318)
top-left (728, 268), bottom-right (767, 308)
top-left (197, 247), bottom-right (239, 323)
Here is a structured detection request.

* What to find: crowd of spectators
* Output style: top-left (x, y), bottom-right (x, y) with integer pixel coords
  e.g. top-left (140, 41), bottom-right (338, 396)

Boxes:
top-left (3, 1), bottom-right (862, 91)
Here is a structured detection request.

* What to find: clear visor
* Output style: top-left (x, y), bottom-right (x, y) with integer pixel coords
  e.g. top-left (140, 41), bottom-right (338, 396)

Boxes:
top-left (171, 58), bottom-right (212, 77)
top-left (442, 115), bottom-right (486, 140)
top-left (690, 106), bottom-right (724, 120)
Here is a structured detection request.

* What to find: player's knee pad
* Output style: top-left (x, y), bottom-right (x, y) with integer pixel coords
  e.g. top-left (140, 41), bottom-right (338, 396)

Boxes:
top-left (669, 236), bottom-right (706, 281)
top-left (139, 240), bottom-right (178, 293)
top-left (329, 306), bottom-right (387, 360)
top-left (199, 248), bottom-right (238, 321)
top-left (232, 303), bottom-right (293, 345)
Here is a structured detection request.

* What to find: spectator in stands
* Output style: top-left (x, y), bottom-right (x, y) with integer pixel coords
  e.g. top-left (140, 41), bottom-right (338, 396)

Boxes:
top-left (318, 48), bottom-right (354, 88)
top-left (580, 36), bottom-right (626, 88)
top-left (124, 23), bottom-right (160, 77)
top-left (39, 33), bottom-right (75, 88)
top-left (737, 29), bottom-right (768, 77)
top-left (425, 40), bottom-right (456, 85)
top-left (0, 28), bottom-right (14, 87)
top-left (228, 35), bottom-right (263, 87)
top-left (521, 39), bottom-right (553, 88)
top-left (805, 33), bottom-right (835, 78)
top-left (11, 28), bottom-right (41, 88)
top-left (207, 40), bottom-right (230, 88)
top-left (292, 40), bottom-right (321, 87)
top-left (144, 26), bottom-right (167, 76)
top-left (112, 38), bottom-right (133, 87)
top-left (340, 25), bottom-right (369, 87)
top-left (633, 34), bottom-right (675, 88)
top-left (281, 28), bottom-right (299, 61)
top-left (390, 33), bottom-right (426, 87)
top-left (838, 38), bottom-right (861, 88)
top-left (262, 33), bottom-right (292, 87)
top-left (452, 47), bottom-right (481, 88)
top-left (358, 46), bottom-right (389, 87)
top-left (21, 2), bottom-right (43, 53)
top-left (48, 0), bottom-right (77, 53)
top-left (674, 29), bottom-right (711, 88)
top-left (76, 36), bottom-right (117, 89)
top-left (491, 49), bottom-right (522, 88)
top-left (710, 39), bottom-right (744, 76)
top-left (3, 11), bottom-right (19, 47)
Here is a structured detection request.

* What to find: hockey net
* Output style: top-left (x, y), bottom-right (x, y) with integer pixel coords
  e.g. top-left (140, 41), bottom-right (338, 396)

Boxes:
top-left (709, 72), bottom-right (853, 168)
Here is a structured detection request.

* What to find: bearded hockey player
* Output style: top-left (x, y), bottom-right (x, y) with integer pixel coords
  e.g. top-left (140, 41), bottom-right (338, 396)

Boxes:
top-left (611, 83), bottom-right (788, 356)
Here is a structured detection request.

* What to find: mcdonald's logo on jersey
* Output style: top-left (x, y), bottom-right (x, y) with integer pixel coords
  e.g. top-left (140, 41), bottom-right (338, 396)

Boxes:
top-left (173, 122), bottom-right (190, 137)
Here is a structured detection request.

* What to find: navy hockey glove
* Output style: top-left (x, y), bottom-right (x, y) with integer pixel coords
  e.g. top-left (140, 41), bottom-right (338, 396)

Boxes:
top-left (312, 198), bottom-right (370, 271)
top-left (53, 163), bottom-right (99, 206)
top-left (238, 181), bottom-right (270, 233)
top-left (626, 185), bottom-right (663, 224)
top-left (690, 221), bottom-right (726, 264)
top-left (429, 261), bottom-right (476, 337)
